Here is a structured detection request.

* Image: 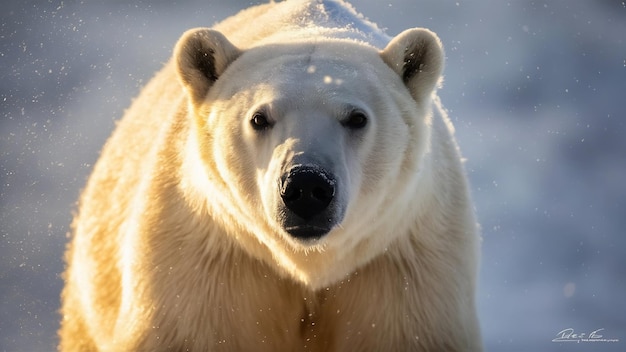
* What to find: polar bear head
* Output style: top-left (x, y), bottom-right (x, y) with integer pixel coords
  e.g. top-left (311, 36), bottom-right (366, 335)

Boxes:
top-left (175, 28), bottom-right (444, 287)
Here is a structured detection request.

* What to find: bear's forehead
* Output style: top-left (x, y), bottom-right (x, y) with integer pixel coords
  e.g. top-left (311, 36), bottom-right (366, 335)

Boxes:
top-left (239, 47), bottom-right (379, 94)
top-left (210, 41), bottom-right (387, 112)
top-left (238, 41), bottom-right (380, 81)
top-left (245, 63), bottom-right (377, 113)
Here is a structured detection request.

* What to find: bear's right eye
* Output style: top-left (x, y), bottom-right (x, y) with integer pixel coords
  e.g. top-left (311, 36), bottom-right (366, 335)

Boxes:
top-left (250, 111), bottom-right (272, 131)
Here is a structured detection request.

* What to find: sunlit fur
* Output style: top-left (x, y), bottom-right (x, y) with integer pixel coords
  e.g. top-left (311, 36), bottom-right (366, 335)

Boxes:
top-left (60, 1), bottom-right (482, 351)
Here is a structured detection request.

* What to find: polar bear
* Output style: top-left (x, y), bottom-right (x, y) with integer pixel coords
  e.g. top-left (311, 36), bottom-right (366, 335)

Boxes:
top-left (60, 0), bottom-right (482, 351)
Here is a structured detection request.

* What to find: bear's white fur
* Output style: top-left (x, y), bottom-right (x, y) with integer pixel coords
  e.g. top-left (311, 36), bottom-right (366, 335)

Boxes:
top-left (60, 1), bottom-right (482, 351)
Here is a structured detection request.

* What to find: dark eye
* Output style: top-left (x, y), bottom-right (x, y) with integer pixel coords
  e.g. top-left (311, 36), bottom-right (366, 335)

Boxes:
top-left (250, 111), bottom-right (271, 130)
top-left (343, 110), bottom-right (368, 129)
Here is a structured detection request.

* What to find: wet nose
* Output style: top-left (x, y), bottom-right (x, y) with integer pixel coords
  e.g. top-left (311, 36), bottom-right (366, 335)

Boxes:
top-left (280, 166), bottom-right (335, 220)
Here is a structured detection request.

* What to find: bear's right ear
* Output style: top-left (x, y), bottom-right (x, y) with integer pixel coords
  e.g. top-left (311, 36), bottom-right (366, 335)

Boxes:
top-left (174, 28), bottom-right (241, 106)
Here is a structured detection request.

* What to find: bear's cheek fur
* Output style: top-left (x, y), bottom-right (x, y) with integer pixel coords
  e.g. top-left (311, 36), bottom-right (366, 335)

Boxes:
top-left (256, 138), bottom-right (297, 235)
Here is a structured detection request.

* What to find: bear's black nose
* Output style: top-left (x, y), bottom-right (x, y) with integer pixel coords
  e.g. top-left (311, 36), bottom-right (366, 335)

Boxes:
top-left (280, 166), bottom-right (335, 221)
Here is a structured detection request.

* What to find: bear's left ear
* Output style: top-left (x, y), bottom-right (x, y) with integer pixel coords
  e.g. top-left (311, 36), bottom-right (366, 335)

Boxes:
top-left (380, 28), bottom-right (444, 103)
top-left (174, 28), bottom-right (241, 107)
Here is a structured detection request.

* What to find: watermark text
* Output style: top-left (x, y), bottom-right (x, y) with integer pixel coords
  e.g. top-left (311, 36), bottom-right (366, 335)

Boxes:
top-left (552, 328), bottom-right (619, 343)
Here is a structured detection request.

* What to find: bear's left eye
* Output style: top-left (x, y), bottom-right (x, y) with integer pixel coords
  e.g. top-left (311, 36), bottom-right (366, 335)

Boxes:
top-left (342, 110), bottom-right (368, 130)
top-left (250, 111), bottom-right (272, 131)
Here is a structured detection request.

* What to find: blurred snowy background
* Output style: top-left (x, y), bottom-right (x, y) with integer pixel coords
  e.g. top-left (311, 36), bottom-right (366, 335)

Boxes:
top-left (2, 0), bottom-right (625, 351)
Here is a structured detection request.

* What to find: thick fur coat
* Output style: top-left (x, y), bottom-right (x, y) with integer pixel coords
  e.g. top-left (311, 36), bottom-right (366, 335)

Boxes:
top-left (60, 1), bottom-right (482, 351)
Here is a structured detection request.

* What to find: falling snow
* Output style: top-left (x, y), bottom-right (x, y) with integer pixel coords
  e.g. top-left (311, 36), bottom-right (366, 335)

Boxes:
top-left (1, 1), bottom-right (625, 351)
